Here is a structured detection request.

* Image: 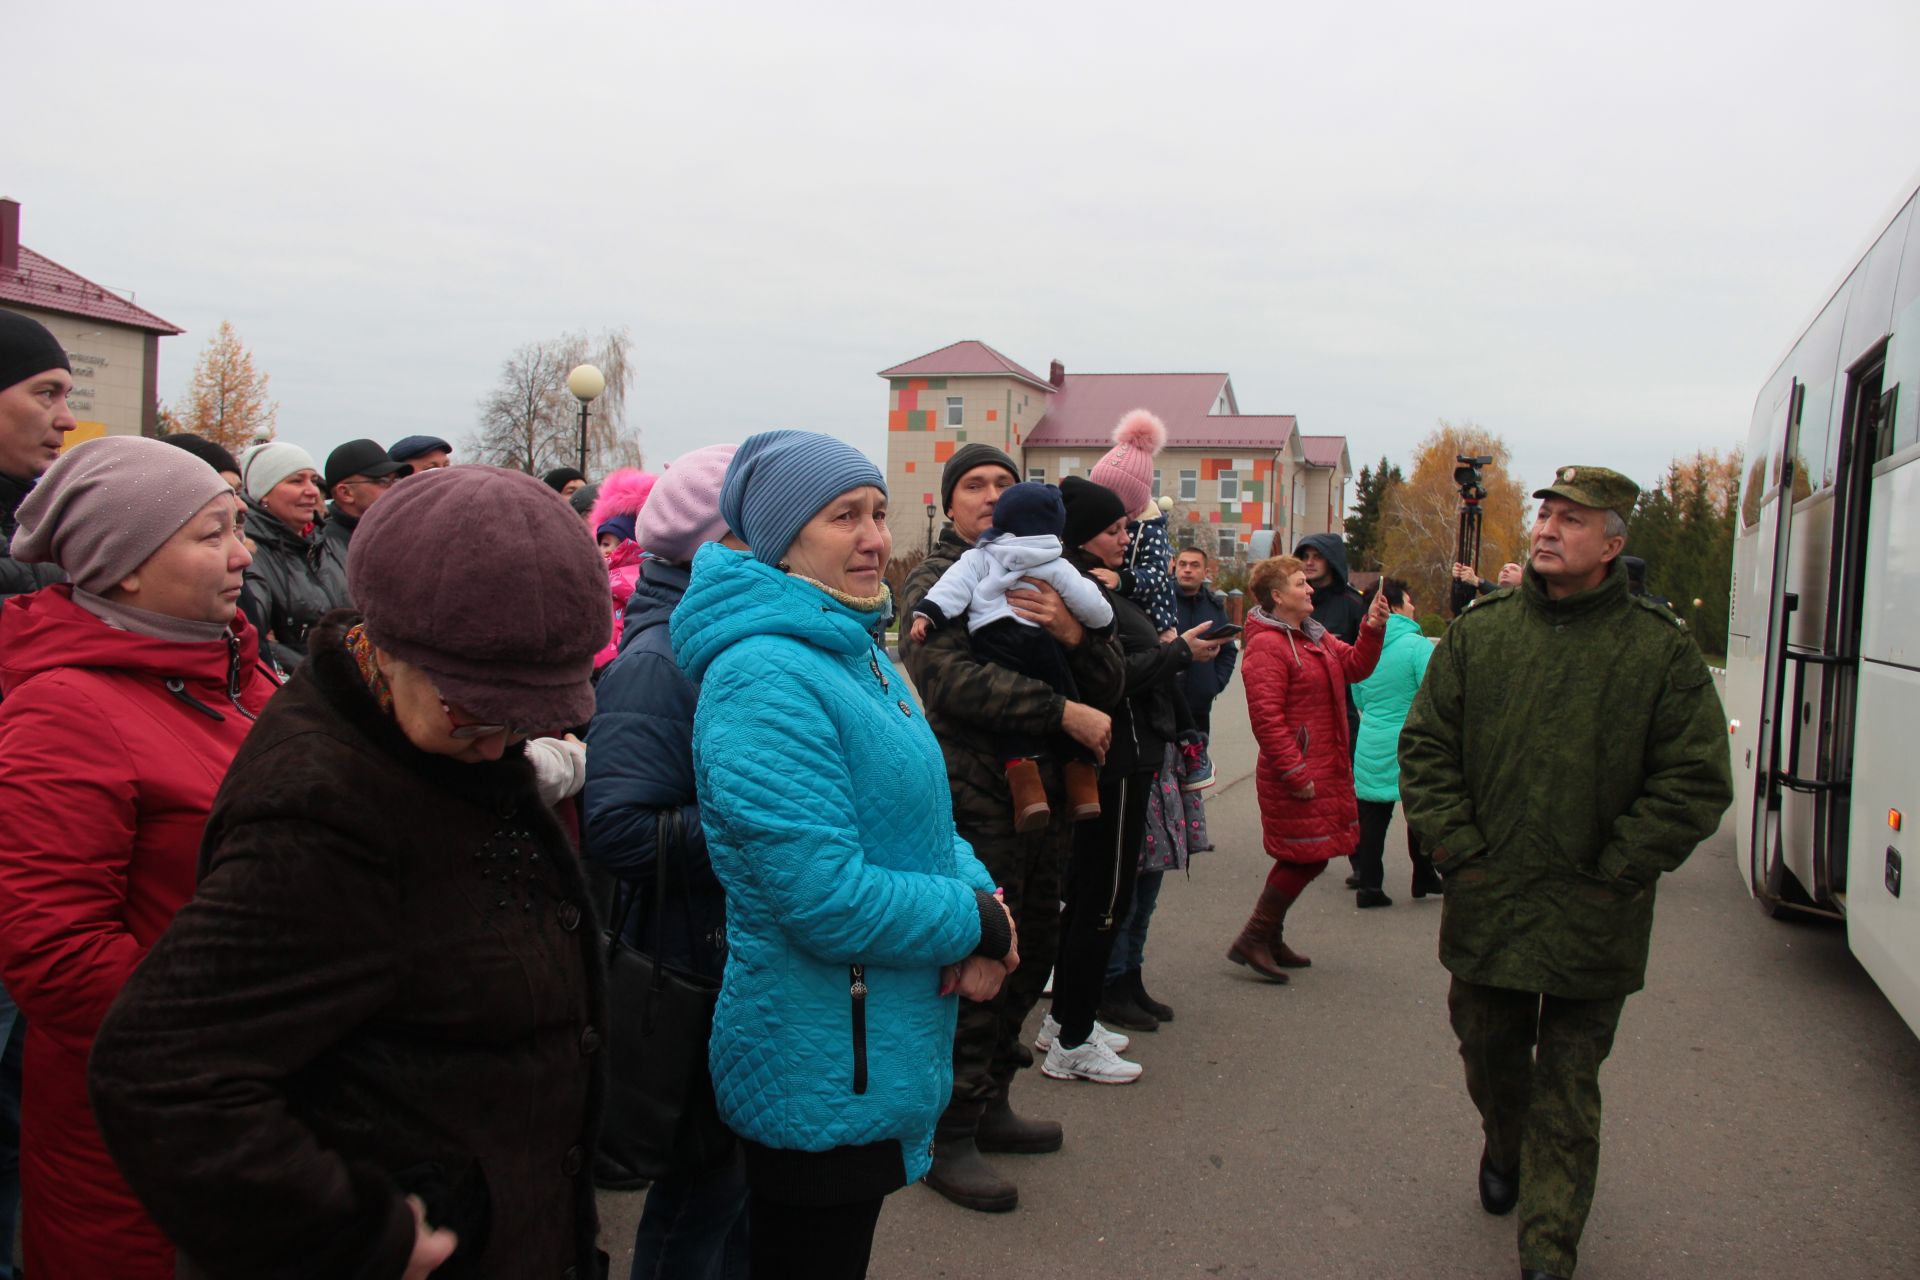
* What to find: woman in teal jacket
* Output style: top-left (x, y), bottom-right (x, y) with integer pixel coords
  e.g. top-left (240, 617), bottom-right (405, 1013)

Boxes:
top-left (672, 431), bottom-right (1017, 1280)
top-left (1349, 578), bottom-right (1443, 905)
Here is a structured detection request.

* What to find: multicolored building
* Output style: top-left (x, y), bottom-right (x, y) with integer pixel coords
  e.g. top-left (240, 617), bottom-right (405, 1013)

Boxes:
top-left (880, 340), bottom-right (1349, 563)
top-left (0, 199), bottom-right (182, 448)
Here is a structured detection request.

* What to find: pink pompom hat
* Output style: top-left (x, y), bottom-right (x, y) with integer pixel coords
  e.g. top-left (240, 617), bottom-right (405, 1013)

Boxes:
top-left (1089, 408), bottom-right (1167, 517)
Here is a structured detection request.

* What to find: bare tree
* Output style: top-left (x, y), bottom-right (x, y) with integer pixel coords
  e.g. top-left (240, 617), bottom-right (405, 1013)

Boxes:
top-left (467, 328), bottom-right (642, 475)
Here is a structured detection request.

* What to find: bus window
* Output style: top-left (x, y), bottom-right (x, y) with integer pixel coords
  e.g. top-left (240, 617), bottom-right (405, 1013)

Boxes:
top-left (1785, 295), bottom-right (1848, 495)
top-left (1887, 198), bottom-right (1920, 454)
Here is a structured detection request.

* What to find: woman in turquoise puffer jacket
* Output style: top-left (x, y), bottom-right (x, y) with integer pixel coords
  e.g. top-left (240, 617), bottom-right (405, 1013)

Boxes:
top-left (1349, 577), bottom-right (1443, 905)
top-left (671, 431), bottom-right (1017, 1280)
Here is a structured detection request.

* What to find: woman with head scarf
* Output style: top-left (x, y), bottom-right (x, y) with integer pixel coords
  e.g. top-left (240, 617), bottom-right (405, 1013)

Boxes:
top-left (670, 430), bottom-right (1016, 1279)
top-left (90, 465), bottom-right (613, 1280)
top-left (1232, 554), bottom-right (1390, 980)
top-left (0, 436), bottom-right (278, 1279)
top-left (236, 440), bottom-right (343, 672)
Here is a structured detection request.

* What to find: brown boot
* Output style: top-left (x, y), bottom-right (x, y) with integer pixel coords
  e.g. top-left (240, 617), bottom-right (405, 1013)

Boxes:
top-left (1064, 760), bottom-right (1101, 821)
top-left (1266, 880), bottom-right (1314, 966)
top-left (1006, 758), bottom-right (1050, 833)
top-left (1226, 885), bottom-right (1292, 982)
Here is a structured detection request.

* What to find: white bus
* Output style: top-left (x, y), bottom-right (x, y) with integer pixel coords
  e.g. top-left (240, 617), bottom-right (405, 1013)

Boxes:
top-left (1728, 176), bottom-right (1920, 1038)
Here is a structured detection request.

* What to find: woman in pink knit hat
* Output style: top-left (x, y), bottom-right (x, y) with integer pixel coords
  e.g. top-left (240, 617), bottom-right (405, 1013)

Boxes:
top-left (589, 467), bottom-right (659, 673)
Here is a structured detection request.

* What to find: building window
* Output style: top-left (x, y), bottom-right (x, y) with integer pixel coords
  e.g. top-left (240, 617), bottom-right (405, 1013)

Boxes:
top-left (1060, 456), bottom-right (1081, 476)
top-left (1217, 529), bottom-right (1237, 560)
top-left (1028, 466), bottom-right (1047, 484)
top-left (1153, 469), bottom-right (1162, 497)
top-left (946, 397), bottom-right (963, 426)
top-left (1178, 469), bottom-right (1197, 500)
top-left (1219, 470), bottom-right (1239, 501)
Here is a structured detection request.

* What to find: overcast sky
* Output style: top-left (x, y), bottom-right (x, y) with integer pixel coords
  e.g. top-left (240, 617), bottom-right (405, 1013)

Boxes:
top-left (11, 0), bottom-right (1920, 502)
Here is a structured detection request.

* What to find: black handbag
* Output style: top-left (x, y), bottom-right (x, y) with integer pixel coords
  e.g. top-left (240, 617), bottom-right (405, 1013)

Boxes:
top-left (595, 809), bottom-right (734, 1188)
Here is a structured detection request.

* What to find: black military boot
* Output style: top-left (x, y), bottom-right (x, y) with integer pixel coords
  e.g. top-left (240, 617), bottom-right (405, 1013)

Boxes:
top-left (926, 1102), bottom-right (1018, 1212)
top-left (976, 1090), bottom-right (1063, 1155)
top-left (1410, 853), bottom-right (1445, 899)
top-left (1479, 1144), bottom-right (1519, 1215)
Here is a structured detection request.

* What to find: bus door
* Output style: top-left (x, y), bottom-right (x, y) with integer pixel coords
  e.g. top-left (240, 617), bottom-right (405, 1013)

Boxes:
top-left (1748, 379), bottom-right (1815, 908)
top-left (1813, 348), bottom-right (1894, 903)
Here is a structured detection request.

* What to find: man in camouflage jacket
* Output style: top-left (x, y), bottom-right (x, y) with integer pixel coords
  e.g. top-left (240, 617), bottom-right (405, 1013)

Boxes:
top-left (1400, 466), bottom-right (1733, 1280)
top-left (899, 444), bottom-right (1125, 1213)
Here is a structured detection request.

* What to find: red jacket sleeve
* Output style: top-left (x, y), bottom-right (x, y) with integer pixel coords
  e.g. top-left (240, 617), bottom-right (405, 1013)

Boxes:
top-left (1328, 621), bottom-right (1385, 685)
top-left (0, 677), bottom-right (146, 1047)
top-left (1243, 634), bottom-right (1306, 782)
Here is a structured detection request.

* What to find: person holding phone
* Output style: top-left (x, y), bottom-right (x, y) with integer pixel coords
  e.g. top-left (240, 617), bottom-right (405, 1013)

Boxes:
top-left (1171, 547), bottom-right (1238, 734)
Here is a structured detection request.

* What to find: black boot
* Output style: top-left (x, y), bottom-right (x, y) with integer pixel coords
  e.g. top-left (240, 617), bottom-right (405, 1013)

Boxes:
top-left (1128, 968), bottom-right (1174, 1023)
top-left (1356, 887), bottom-right (1394, 908)
top-left (926, 1102), bottom-right (1018, 1212)
top-left (976, 1091), bottom-right (1063, 1154)
top-left (1410, 853), bottom-right (1445, 899)
top-left (1478, 1144), bottom-right (1518, 1215)
top-left (1520, 1271), bottom-right (1568, 1280)
top-left (1097, 977), bottom-right (1159, 1032)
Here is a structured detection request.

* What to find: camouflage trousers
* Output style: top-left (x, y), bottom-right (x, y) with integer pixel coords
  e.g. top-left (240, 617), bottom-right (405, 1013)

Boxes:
top-left (938, 807), bottom-right (1069, 1133)
top-left (1447, 977), bottom-right (1627, 1277)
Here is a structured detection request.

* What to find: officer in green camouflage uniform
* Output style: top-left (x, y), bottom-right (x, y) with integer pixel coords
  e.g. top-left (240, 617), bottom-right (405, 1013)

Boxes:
top-left (898, 444), bottom-right (1126, 1213)
top-left (1400, 466), bottom-right (1733, 1279)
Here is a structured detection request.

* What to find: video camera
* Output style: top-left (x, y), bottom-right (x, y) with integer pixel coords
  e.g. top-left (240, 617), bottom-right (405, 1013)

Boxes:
top-left (1454, 454), bottom-right (1494, 503)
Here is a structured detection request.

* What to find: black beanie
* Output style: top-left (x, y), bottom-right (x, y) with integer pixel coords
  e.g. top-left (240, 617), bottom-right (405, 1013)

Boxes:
top-left (543, 466), bottom-right (587, 492)
top-left (940, 443), bottom-right (1020, 513)
top-left (1060, 476), bottom-right (1128, 550)
top-left (160, 433), bottom-right (241, 476)
top-left (0, 310), bottom-right (72, 393)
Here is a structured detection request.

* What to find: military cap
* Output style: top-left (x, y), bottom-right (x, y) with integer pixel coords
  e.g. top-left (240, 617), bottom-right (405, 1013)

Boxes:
top-left (1533, 465), bottom-right (1638, 521)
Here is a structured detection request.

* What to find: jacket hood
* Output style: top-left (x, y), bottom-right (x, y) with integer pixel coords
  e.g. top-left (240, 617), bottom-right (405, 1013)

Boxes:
top-left (0, 584), bottom-right (262, 695)
top-left (1292, 532), bottom-right (1350, 588)
top-left (974, 532), bottom-right (1066, 572)
top-left (671, 542), bottom-right (885, 681)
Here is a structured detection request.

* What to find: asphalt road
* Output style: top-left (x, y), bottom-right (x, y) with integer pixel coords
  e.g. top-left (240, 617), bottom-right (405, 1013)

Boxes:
top-left (599, 680), bottom-right (1920, 1279)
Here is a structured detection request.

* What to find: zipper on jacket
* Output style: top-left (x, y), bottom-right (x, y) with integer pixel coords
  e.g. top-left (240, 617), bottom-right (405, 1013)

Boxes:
top-left (165, 678), bottom-right (227, 721)
top-left (224, 633), bottom-right (262, 720)
top-left (849, 964), bottom-right (869, 1095)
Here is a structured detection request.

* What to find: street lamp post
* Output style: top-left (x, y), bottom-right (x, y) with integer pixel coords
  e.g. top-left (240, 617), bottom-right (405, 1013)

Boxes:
top-left (925, 503), bottom-right (937, 554)
top-left (567, 363), bottom-right (606, 477)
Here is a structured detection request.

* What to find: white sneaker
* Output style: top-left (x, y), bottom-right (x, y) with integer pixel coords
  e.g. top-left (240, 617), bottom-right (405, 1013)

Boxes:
top-left (1042, 966), bottom-right (1054, 996)
top-left (1034, 1013), bottom-right (1129, 1055)
top-left (1041, 1035), bottom-right (1144, 1084)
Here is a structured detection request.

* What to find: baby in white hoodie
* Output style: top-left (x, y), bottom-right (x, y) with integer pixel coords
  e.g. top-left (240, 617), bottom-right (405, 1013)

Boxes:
top-left (910, 482), bottom-right (1113, 832)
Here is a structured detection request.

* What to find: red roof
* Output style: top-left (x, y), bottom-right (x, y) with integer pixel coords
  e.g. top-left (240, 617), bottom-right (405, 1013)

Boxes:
top-left (1301, 435), bottom-right (1348, 468)
top-left (0, 247), bottom-right (182, 335)
top-left (1027, 373), bottom-right (1294, 450)
top-left (877, 340), bottom-right (1051, 390)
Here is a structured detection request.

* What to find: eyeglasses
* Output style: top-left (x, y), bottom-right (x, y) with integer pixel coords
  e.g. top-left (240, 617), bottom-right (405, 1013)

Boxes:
top-left (340, 474), bottom-right (398, 490)
top-left (439, 698), bottom-right (521, 741)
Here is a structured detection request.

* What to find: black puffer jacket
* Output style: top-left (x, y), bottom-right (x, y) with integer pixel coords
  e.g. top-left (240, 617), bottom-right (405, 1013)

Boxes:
top-left (1068, 548), bottom-right (1192, 779)
top-left (1293, 532), bottom-right (1366, 644)
top-left (241, 497), bottom-right (350, 673)
top-left (0, 471), bottom-right (64, 606)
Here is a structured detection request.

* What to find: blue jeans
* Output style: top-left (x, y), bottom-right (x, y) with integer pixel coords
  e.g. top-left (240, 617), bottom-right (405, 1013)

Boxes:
top-left (1105, 868), bottom-right (1166, 982)
top-left (0, 981), bottom-right (22, 1280)
top-left (629, 1154), bottom-right (749, 1280)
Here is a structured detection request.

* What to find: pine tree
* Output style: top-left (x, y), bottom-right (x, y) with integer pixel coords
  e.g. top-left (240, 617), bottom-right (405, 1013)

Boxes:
top-left (1344, 455), bottom-right (1402, 571)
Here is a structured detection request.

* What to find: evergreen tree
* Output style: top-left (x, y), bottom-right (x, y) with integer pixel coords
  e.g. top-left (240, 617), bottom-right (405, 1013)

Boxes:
top-left (1345, 454), bottom-right (1402, 571)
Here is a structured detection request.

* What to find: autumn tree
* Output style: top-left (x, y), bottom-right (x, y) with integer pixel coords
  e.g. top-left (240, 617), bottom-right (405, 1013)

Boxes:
top-left (467, 328), bottom-right (643, 476)
top-left (175, 321), bottom-right (278, 453)
top-left (1375, 421), bottom-right (1529, 621)
top-left (1344, 456), bottom-right (1403, 571)
top-left (1625, 449), bottom-right (1741, 659)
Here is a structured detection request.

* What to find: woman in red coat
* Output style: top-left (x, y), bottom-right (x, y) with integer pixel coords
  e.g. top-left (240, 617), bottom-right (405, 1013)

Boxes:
top-left (0, 437), bottom-right (277, 1279)
top-left (1230, 553), bottom-right (1388, 981)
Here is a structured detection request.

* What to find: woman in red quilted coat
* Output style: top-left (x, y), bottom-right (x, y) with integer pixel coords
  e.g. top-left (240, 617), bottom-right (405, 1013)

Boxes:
top-left (0, 437), bottom-right (277, 1279)
top-left (1230, 553), bottom-right (1388, 981)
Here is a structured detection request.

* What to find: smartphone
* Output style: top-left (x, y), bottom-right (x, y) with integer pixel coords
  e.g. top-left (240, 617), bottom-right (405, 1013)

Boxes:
top-left (1201, 623), bottom-right (1242, 640)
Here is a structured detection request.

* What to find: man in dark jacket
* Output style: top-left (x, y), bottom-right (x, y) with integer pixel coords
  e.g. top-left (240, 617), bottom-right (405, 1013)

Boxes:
top-left (1171, 546), bottom-right (1237, 731)
top-left (319, 439), bottom-right (411, 585)
top-left (899, 444), bottom-right (1126, 1214)
top-left (1400, 466), bottom-right (1733, 1280)
top-left (0, 310), bottom-right (72, 1277)
top-left (1293, 532), bottom-right (1366, 643)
